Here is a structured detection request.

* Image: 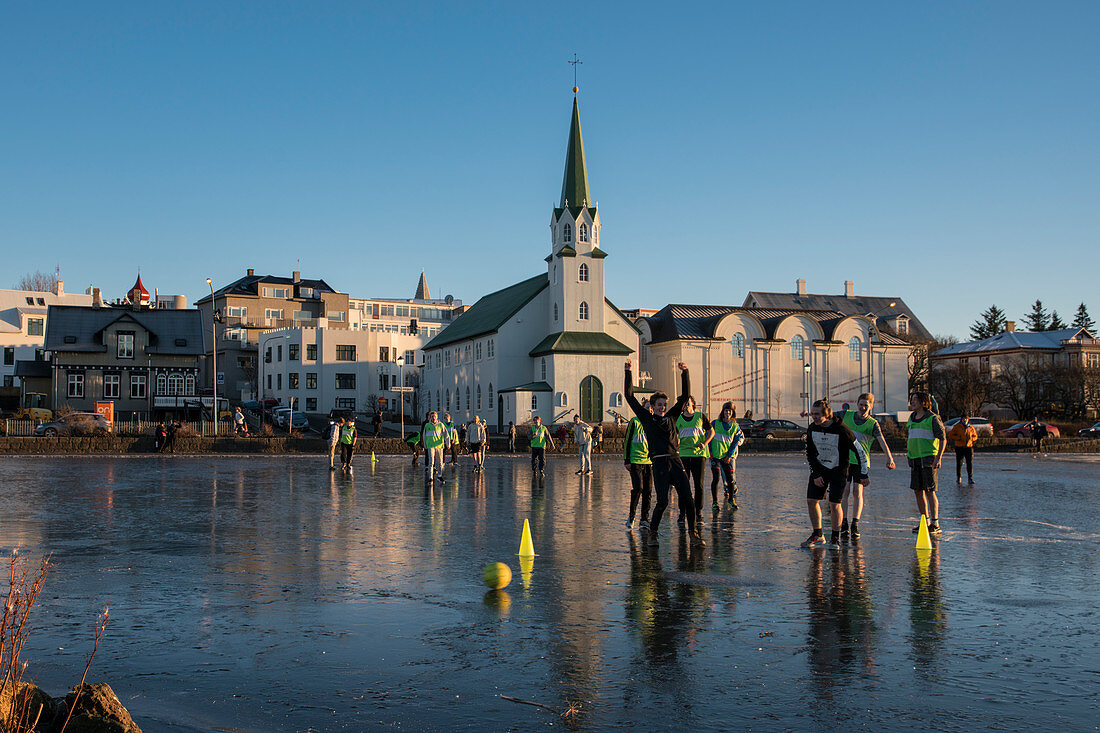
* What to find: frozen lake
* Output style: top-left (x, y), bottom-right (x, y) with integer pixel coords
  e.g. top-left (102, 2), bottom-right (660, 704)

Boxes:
top-left (1, 452), bottom-right (1098, 731)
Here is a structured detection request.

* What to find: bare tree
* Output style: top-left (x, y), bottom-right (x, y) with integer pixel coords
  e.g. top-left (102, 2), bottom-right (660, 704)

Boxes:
top-left (992, 355), bottom-right (1049, 419)
top-left (1046, 364), bottom-right (1087, 420)
top-left (929, 361), bottom-right (992, 418)
top-left (1082, 365), bottom-right (1100, 418)
top-left (16, 270), bottom-right (58, 292)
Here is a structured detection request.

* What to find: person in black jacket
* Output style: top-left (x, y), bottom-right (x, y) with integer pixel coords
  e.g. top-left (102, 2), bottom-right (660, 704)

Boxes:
top-left (625, 360), bottom-right (705, 548)
top-left (803, 399), bottom-right (868, 549)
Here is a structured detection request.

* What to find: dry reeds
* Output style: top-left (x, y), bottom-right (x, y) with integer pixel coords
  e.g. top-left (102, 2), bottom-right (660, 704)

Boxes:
top-left (0, 549), bottom-right (51, 732)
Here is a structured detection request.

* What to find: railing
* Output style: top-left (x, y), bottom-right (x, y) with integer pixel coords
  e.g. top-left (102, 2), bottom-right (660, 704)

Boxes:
top-left (3, 419), bottom-right (235, 437)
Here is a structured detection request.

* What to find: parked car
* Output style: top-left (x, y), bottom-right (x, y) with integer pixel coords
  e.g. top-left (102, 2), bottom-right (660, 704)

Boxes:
top-left (943, 417), bottom-right (994, 438)
top-left (1078, 422), bottom-right (1100, 438)
top-left (748, 419), bottom-right (807, 441)
top-left (272, 407), bottom-right (293, 427)
top-left (34, 413), bottom-right (113, 436)
top-left (288, 412), bottom-right (310, 431)
top-left (736, 418), bottom-right (755, 432)
top-left (1001, 422), bottom-right (1061, 438)
top-left (328, 409), bottom-right (356, 422)
top-left (240, 400), bottom-right (260, 411)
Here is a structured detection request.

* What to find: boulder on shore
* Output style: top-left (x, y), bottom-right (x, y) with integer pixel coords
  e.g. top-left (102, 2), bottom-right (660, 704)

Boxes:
top-left (55, 683), bottom-right (141, 733)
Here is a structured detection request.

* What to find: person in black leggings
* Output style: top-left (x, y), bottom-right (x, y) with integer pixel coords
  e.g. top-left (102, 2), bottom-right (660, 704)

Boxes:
top-left (625, 360), bottom-right (705, 548)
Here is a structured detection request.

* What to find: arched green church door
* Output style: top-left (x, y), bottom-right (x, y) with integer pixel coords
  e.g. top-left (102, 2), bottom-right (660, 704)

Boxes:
top-left (580, 375), bottom-right (603, 423)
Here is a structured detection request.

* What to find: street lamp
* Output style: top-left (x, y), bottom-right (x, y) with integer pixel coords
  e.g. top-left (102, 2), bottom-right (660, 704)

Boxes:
top-left (207, 278), bottom-right (216, 440)
top-left (803, 362), bottom-right (811, 424)
top-left (396, 355), bottom-right (405, 440)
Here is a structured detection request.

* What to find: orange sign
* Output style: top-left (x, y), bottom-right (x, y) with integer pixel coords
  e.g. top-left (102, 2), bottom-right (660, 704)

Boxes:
top-left (95, 400), bottom-right (115, 424)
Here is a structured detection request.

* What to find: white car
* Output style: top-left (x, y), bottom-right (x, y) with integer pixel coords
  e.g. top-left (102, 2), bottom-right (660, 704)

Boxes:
top-left (943, 416), bottom-right (994, 438)
top-left (272, 407), bottom-right (293, 427)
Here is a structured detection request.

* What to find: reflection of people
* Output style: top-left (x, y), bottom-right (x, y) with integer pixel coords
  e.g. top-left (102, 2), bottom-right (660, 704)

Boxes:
top-left (528, 416), bottom-right (554, 473)
top-left (155, 423), bottom-right (168, 452)
top-left (573, 415), bottom-right (593, 475)
top-left (708, 402), bottom-right (745, 511)
top-left (507, 421), bottom-right (516, 453)
top-left (327, 417), bottom-right (341, 470)
top-left (907, 392), bottom-right (946, 535)
top-left (805, 546), bottom-right (877, 681)
top-left (803, 399), bottom-right (867, 549)
top-left (947, 417), bottom-right (977, 484)
top-left (624, 403), bottom-right (653, 530)
top-left (839, 393), bottom-right (895, 539)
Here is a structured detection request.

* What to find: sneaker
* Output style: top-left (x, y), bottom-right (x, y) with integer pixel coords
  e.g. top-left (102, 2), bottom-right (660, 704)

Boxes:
top-left (968, 478), bottom-right (975, 485)
top-left (640, 520), bottom-right (651, 530)
top-left (646, 534), bottom-right (660, 547)
top-left (956, 477), bottom-right (963, 484)
top-left (626, 518), bottom-right (635, 530)
top-left (839, 518), bottom-right (849, 537)
top-left (690, 532), bottom-right (706, 548)
top-left (726, 499), bottom-right (738, 511)
top-left (584, 469), bottom-right (593, 475)
top-left (801, 533), bottom-right (825, 548)
top-left (575, 470), bottom-right (583, 474)
top-left (929, 523), bottom-right (942, 535)
top-left (677, 514), bottom-right (686, 528)
top-left (712, 502), bottom-right (720, 510)
top-left (850, 520), bottom-right (860, 539)
top-left (824, 537), bottom-right (840, 550)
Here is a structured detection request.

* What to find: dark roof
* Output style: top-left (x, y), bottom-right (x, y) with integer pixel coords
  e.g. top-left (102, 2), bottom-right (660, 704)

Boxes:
top-left (559, 97), bottom-right (592, 209)
top-left (934, 328), bottom-right (1093, 357)
top-left (195, 273), bottom-right (338, 304)
top-left (644, 304), bottom-right (842, 344)
top-left (499, 381), bottom-right (553, 393)
top-left (743, 291), bottom-right (931, 342)
top-left (529, 331), bottom-right (634, 357)
top-left (414, 271), bottom-right (431, 300)
top-left (423, 274), bottom-right (548, 350)
top-left (44, 306), bottom-right (206, 355)
top-left (14, 360), bottom-right (51, 379)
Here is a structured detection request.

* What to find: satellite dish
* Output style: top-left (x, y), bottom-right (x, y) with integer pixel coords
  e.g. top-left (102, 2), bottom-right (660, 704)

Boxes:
top-left (445, 294), bottom-right (454, 305)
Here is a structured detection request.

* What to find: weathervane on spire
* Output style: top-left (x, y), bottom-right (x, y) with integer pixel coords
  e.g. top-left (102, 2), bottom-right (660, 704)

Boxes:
top-left (569, 53), bottom-right (583, 94)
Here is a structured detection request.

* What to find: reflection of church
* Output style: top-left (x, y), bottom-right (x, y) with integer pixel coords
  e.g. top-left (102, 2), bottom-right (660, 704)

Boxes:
top-left (421, 94), bottom-right (640, 429)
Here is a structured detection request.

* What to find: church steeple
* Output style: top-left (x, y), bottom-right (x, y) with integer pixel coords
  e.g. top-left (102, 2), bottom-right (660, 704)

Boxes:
top-left (559, 96), bottom-right (591, 208)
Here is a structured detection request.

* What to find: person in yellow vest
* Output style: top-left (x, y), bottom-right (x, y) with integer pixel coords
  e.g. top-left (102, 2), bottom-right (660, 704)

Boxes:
top-left (907, 391), bottom-right (946, 535)
top-left (676, 396), bottom-right (714, 527)
top-left (709, 402), bottom-right (746, 511)
top-left (338, 416), bottom-right (357, 473)
top-left (421, 411), bottom-right (450, 483)
top-left (623, 400), bottom-right (653, 529)
top-left (443, 413), bottom-right (459, 465)
top-left (529, 415), bottom-right (555, 473)
top-left (839, 393), bottom-right (896, 539)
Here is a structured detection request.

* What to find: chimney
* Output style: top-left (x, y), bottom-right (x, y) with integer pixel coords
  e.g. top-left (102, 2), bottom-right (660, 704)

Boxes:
top-left (247, 268), bottom-right (255, 277)
top-left (1005, 321), bottom-right (1015, 333)
top-left (56, 279), bottom-right (64, 296)
top-left (796, 279), bottom-right (807, 296)
top-left (92, 288), bottom-right (103, 308)
top-left (844, 280), bottom-right (855, 298)
top-left (293, 271), bottom-right (301, 283)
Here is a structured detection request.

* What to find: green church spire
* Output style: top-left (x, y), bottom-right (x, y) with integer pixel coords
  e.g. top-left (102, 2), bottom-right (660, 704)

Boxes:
top-left (559, 96), bottom-right (591, 209)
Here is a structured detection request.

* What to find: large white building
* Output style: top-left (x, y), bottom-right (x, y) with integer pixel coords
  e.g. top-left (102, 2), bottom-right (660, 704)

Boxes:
top-left (421, 95), bottom-right (641, 431)
top-left (0, 281), bottom-right (93, 394)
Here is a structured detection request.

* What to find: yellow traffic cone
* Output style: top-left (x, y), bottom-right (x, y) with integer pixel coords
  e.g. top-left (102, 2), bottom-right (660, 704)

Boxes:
top-left (517, 518), bottom-right (538, 557)
top-left (371, 451), bottom-right (377, 463)
top-left (915, 514), bottom-right (933, 550)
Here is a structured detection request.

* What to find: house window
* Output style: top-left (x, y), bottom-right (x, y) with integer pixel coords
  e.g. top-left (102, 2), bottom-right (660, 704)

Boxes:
top-left (579, 263), bottom-right (589, 282)
top-left (168, 374), bottom-right (184, 395)
top-left (488, 383), bottom-right (493, 406)
top-left (733, 333), bottom-right (745, 358)
top-left (293, 310), bottom-right (311, 321)
top-left (379, 374), bottom-right (390, 391)
top-left (277, 373), bottom-right (283, 390)
top-left (277, 345), bottom-right (283, 362)
top-left (540, 358), bottom-right (547, 380)
top-left (226, 306), bottom-right (247, 318)
top-left (1086, 353), bottom-right (1100, 368)
top-left (130, 374), bottom-right (147, 399)
top-left (289, 373), bottom-right (299, 389)
top-left (579, 301), bottom-right (589, 320)
top-left (328, 311), bottom-right (345, 322)
top-left (464, 345), bottom-right (471, 362)
top-left (306, 373), bottom-right (317, 389)
top-left (266, 287), bottom-right (289, 298)
top-left (475, 385), bottom-right (481, 409)
top-left (380, 346), bottom-right (391, 362)
top-left (306, 398), bottom-right (317, 411)
top-left (117, 332), bottom-right (135, 359)
top-left (266, 374), bottom-right (271, 389)
top-left (531, 394), bottom-right (538, 410)
top-left (790, 335), bottom-right (804, 360)
top-left (336, 345), bottom-right (356, 361)
top-left (579, 223), bottom-right (588, 242)
top-left (289, 344), bottom-right (300, 361)
top-left (487, 339), bottom-right (495, 358)
top-left (306, 344), bottom-right (317, 360)
top-left (444, 350), bottom-right (451, 367)
top-left (454, 348), bottom-right (461, 364)
top-left (104, 373), bottom-right (120, 398)
top-left (3, 347), bottom-right (13, 365)
top-left (265, 309), bottom-right (284, 320)
top-left (848, 337), bottom-right (862, 361)
top-left (475, 343), bottom-right (482, 360)
top-left (185, 374), bottom-right (195, 395)
top-left (67, 372), bottom-right (84, 398)
top-left (157, 373), bottom-right (167, 395)
top-left (554, 303), bottom-right (558, 321)
top-left (563, 223), bottom-right (572, 242)
top-left (335, 398), bottom-right (356, 409)
top-left (610, 392), bottom-right (624, 407)
top-left (27, 318), bottom-right (44, 336)
top-left (380, 304), bottom-right (395, 316)
top-left (335, 373), bottom-right (356, 390)
top-left (557, 392), bottom-right (568, 407)
top-left (897, 317), bottom-right (909, 335)
top-left (404, 349), bottom-right (415, 365)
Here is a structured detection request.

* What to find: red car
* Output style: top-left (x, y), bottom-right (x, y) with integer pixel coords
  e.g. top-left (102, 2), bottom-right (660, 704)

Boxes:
top-left (1000, 422), bottom-right (1060, 438)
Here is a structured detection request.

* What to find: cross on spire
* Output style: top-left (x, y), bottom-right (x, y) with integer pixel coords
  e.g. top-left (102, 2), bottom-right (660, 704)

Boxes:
top-left (569, 53), bottom-right (582, 93)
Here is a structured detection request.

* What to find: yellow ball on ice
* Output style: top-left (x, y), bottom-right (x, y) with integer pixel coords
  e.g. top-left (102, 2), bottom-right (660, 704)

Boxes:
top-left (482, 562), bottom-right (512, 590)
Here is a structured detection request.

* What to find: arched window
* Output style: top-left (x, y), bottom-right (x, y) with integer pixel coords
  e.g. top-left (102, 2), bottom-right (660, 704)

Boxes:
top-left (554, 303), bottom-right (558, 321)
top-left (579, 263), bottom-right (589, 282)
top-left (168, 373), bottom-right (184, 396)
top-left (446, 389), bottom-right (451, 410)
top-left (579, 301), bottom-right (589, 320)
top-left (540, 358), bottom-right (547, 380)
top-left (465, 387), bottom-right (470, 411)
top-left (732, 333), bottom-right (745, 358)
top-left (477, 385), bottom-right (482, 410)
top-left (557, 391), bottom-right (568, 407)
top-left (579, 223), bottom-right (588, 242)
top-left (156, 373), bottom-right (166, 395)
top-left (849, 337), bottom-right (862, 361)
top-left (488, 383), bottom-right (493, 406)
top-left (790, 335), bottom-right (804, 360)
top-left (563, 223), bottom-right (572, 242)
top-left (609, 392), bottom-right (623, 407)
top-left (531, 394), bottom-right (538, 410)
top-left (436, 392), bottom-right (441, 411)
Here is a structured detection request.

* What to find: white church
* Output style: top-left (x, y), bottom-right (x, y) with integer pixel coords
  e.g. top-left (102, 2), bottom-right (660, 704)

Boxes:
top-left (421, 95), bottom-right (641, 430)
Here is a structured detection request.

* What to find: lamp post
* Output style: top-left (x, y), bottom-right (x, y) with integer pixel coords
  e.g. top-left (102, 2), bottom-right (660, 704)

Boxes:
top-left (803, 362), bottom-right (811, 424)
top-left (207, 278), bottom-right (216, 440)
top-left (396, 355), bottom-right (405, 440)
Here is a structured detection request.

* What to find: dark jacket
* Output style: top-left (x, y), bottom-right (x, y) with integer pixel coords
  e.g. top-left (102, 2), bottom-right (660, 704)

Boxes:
top-left (624, 368), bottom-right (690, 460)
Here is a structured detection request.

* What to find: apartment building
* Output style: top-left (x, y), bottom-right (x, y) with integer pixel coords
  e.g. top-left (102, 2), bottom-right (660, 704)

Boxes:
top-left (0, 281), bottom-right (93, 390)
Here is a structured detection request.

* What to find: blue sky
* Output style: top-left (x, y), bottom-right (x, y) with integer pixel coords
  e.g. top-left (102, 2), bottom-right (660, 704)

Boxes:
top-left (2, 1), bottom-right (1097, 338)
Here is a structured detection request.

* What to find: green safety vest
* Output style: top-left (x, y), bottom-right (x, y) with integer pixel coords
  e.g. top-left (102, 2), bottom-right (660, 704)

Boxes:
top-left (676, 412), bottom-right (708, 458)
top-left (843, 411), bottom-right (878, 465)
top-left (444, 421), bottom-right (458, 443)
top-left (907, 412), bottom-right (940, 459)
top-left (530, 425), bottom-right (549, 448)
top-left (708, 420), bottom-right (742, 460)
top-left (624, 417), bottom-right (651, 465)
top-left (339, 424), bottom-right (356, 445)
top-left (422, 423), bottom-right (445, 449)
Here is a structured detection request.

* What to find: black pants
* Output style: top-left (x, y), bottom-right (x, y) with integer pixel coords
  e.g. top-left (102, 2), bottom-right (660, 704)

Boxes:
top-left (680, 456), bottom-right (705, 521)
top-left (508, 436), bottom-right (516, 452)
top-left (341, 443), bottom-right (355, 466)
top-left (628, 463), bottom-right (652, 523)
top-left (531, 447), bottom-right (545, 471)
top-left (651, 456), bottom-right (696, 535)
top-left (955, 446), bottom-right (973, 480)
top-left (710, 460), bottom-right (735, 503)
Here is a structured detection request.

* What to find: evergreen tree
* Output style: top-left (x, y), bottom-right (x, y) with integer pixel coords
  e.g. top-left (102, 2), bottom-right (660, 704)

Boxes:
top-left (1022, 300), bottom-right (1049, 332)
top-left (1072, 303), bottom-right (1095, 332)
top-left (1048, 310), bottom-right (1067, 330)
top-left (970, 305), bottom-right (1007, 340)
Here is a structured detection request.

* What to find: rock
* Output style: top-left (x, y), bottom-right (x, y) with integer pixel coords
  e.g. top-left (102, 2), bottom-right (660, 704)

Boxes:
top-left (57, 683), bottom-right (141, 733)
top-left (0, 681), bottom-right (57, 731)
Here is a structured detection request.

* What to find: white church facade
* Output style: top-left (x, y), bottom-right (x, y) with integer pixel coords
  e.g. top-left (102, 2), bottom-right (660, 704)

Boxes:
top-left (421, 96), bottom-right (640, 430)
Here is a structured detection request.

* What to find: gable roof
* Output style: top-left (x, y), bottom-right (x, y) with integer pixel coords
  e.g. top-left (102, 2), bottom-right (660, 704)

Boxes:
top-left (423, 274), bottom-right (548, 350)
top-left (934, 328), bottom-right (1094, 357)
top-left (44, 305), bottom-right (207, 355)
top-left (529, 331), bottom-right (634, 357)
top-left (743, 291), bottom-right (931, 342)
top-left (195, 273), bottom-right (339, 304)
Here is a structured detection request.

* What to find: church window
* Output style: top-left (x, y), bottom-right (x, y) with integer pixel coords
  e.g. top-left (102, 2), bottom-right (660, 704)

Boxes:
top-left (446, 389), bottom-right (451, 410)
top-left (849, 337), bottom-right (862, 361)
top-left (579, 263), bottom-right (589, 282)
top-left (488, 384), bottom-right (494, 406)
top-left (579, 301), bottom-right (589, 321)
top-left (436, 392), bottom-right (441, 411)
top-left (554, 303), bottom-right (558, 321)
top-left (475, 342), bottom-right (482, 360)
top-left (557, 392), bottom-right (568, 407)
top-left (579, 223), bottom-right (588, 242)
top-left (563, 223), bottom-right (572, 243)
top-left (733, 333), bottom-right (745, 358)
top-left (531, 394), bottom-right (538, 410)
top-left (540, 358), bottom-right (547, 380)
top-left (477, 385), bottom-right (482, 410)
top-left (610, 392), bottom-right (623, 407)
top-left (487, 339), bottom-right (495, 358)
top-left (444, 350), bottom-right (450, 367)
top-left (790, 335), bottom-right (804, 361)
top-left (465, 387), bottom-right (470, 411)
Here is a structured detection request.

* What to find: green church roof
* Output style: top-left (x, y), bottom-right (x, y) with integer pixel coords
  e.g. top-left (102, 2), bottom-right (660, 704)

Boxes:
top-left (529, 331), bottom-right (634, 357)
top-left (423, 274), bottom-right (548, 350)
top-left (559, 97), bottom-right (591, 208)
